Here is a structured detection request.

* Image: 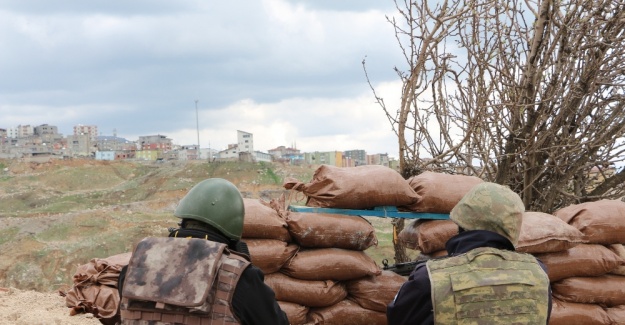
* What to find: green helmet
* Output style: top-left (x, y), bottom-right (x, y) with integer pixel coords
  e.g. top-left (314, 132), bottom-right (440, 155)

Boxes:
top-left (450, 182), bottom-right (525, 246)
top-left (174, 178), bottom-right (245, 241)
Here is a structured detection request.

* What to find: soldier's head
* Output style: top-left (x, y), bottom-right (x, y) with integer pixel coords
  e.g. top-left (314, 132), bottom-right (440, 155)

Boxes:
top-left (174, 178), bottom-right (245, 241)
top-left (450, 182), bottom-right (524, 246)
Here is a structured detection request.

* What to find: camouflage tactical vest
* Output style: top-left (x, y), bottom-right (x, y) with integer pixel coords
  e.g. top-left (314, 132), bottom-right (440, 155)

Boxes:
top-left (120, 237), bottom-right (250, 325)
top-left (426, 247), bottom-right (549, 325)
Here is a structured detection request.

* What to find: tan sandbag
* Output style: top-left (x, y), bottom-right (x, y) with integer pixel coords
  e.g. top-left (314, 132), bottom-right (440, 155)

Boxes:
top-left (64, 252), bottom-right (132, 322)
top-left (402, 171), bottom-right (483, 213)
top-left (345, 270), bottom-right (407, 312)
top-left (609, 244), bottom-right (625, 276)
top-left (398, 219), bottom-right (457, 253)
top-left (265, 273), bottom-right (347, 308)
top-left (517, 212), bottom-right (587, 254)
top-left (607, 305), bottom-right (625, 325)
top-left (535, 244), bottom-right (624, 282)
top-left (277, 301), bottom-right (309, 325)
top-left (283, 164), bottom-right (419, 209)
top-left (307, 299), bottom-right (387, 325)
top-left (548, 297), bottom-right (611, 325)
top-left (245, 239), bottom-right (299, 274)
top-left (281, 248), bottom-right (381, 281)
top-left (242, 198), bottom-right (291, 242)
top-left (552, 275), bottom-right (625, 307)
top-left (286, 212), bottom-right (377, 250)
top-left (553, 199), bottom-right (625, 245)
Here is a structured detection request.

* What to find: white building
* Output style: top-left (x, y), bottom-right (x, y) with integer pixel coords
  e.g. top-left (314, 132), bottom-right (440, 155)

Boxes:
top-left (237, 130), bottom-right (253, 153)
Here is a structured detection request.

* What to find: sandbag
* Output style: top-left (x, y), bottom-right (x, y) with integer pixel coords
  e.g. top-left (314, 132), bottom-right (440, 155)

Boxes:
top-left (552, 275), bottom-right (625, 307)
top-left (535, 244), bottom-right (624, 282)
top-left (286, 212), bottom-right (377, 250)
top-left (242, 198), bottom-right (291, 242)
top-left (64, 252), bottom-right (132, 323)
top-left (548, 297), bottom-right (611, 325)
top-left (265, 272), bottom-right (347, 308)
top-left (245, 239), bottom-right (299, 274)
top-left (307, 299), bottom-right (388, 325)
top-left (554, 199), bottom-right (625, 245)
top-left (517, 211), bottom-right (587, 254)
top-left (398, 219), bottom-right (457, 253)
top-left (345, 270), bottom-right (407, 312)
top-left (277, 301), bottom-right (309, 325)
top-left (281, 248), bottom-right (381, 281)
top-left (283, 164), bottom-right (418, 209)
top-left (609, 244), bottom-right (625, 276)
top-left (607, 305), bottom-right (625, 325)
top-left (402, 171), bottom-right (483, 213)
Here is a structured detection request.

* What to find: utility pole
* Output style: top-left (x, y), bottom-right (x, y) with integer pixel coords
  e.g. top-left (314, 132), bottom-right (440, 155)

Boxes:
top-left (195, 100), bottom-right (200, 160)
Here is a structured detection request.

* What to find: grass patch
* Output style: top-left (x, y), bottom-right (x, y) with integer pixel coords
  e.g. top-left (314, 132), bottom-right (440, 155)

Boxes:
top-left (0, 227), bottom-right (19, 245)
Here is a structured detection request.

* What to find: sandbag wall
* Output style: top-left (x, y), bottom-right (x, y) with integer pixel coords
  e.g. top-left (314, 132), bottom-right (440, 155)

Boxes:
top-left (244, 197), bottom-right (407, 325)
top-left (397, 174), bottom-right (625, 325)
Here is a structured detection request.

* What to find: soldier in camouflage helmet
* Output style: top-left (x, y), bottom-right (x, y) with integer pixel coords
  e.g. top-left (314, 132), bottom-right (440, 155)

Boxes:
top-left (118, 178), bottom-right (289, 325)
top-left (387, 182), bottom-right (552, 325)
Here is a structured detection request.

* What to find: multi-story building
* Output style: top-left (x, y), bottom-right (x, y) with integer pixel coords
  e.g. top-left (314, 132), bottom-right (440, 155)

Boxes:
top-left (138, 135), bottom-right (173, 151)
top-left (304, 151), bottom-right (343, 166)
top-left (73, 124), bottom-right (98, 140)
top-left (34, 124), bottom-right (59, 136)
top-left (237, 130), bottom-right (254, 153)
top-left (344, 149), bottom-right (367, 166)
top-left (367, 153), bottom-right (390, 167)
top-left (7, 125), bottom-right (34, 138)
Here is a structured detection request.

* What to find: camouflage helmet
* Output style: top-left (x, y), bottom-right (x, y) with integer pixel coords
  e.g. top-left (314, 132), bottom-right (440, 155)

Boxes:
top-left (450, 182), bottom-right (525, 246)
top-left (174, 178), bottom-right (245, 241)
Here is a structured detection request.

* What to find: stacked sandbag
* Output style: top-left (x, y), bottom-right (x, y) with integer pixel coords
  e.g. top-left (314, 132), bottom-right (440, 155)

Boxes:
top-left (283, 164), bottom-right (419, 209)
top-left (241, 198), bottom-right (298, 275)
top-left (62, 252), bottom-right (132, 325)
top-left (547, 200), bottom-right (625, 325)
top-left (278, 210), bottom-right (386, 324)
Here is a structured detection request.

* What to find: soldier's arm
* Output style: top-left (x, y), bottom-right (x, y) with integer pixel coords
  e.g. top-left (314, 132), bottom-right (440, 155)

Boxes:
top-left (232, 265), bottom-right (289, 325)
top-left (386, 263), bottom-right (434, 325)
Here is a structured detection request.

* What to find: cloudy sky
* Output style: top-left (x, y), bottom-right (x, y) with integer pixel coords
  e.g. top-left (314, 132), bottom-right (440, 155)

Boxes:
top-left (0, 0), bottom-right (408, 158)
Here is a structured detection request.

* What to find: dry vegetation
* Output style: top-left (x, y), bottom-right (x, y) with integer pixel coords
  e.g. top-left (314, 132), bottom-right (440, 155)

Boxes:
top-left (0, 158), bottom-right (397, 294)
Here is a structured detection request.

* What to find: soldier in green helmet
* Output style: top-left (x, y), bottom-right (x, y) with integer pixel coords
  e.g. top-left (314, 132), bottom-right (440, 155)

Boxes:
top-left (387, 182), bottom-right (552, 325)
top-left (118, 178), bottom-right (289, 325)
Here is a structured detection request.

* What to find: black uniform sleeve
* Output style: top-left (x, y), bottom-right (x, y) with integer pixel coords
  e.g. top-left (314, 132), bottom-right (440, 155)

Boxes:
top-left (386, 263), bottom-right (434, 325)
top-left (232, 265), bottom-right (289, 325)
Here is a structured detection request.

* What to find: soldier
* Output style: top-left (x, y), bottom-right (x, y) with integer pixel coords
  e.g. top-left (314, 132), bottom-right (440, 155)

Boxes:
top-left (387, 182), bottom-right (552, 325)
top-left (118, 178), bottom-right (289, 325)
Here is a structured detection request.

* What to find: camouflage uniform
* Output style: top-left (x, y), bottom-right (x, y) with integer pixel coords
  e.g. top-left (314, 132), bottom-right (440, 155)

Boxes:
top-left (387, 182), bottom-right (552, 325)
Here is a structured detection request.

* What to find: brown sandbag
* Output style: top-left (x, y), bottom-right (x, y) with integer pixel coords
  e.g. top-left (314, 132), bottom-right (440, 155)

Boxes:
top-left (398, 219), bottom-right (457, 253)
top-left (245, 239), bottom-right (299, 274)
top-left (548, 297), bottom-right (611, 325)
top-left (402, 171), bottom-right (483, 213)
top-left (63, 252), bottom-right (132, 322)
top-left (277, 300), bottom-right (309, 325)
top-left (553, 199), bottom-right (625, 245)
top-left (283, 164), bottom-right (419, 209)
top-left (307, 299), bottom-right (388, 325)
top-left (607, 305), bottom-right (625, 325)
top-left (286, 212), bottom-right (378, 250)
top-left (242, 198), bottom-right (291, 242)
top-left (552, 274), bottom-right (625, 307)
top-left (609, 244), bottom-right (625, 276)
top-left (517, 211), bottom-right (587, 254)
top-left (281, 248), bottom-right (381, 281)
top-left (265, 272), bottom-right (347, 308)
top-left (535, 244), bottom-right (624, 282)
top-left (345, 270), bottom-right (407, 312)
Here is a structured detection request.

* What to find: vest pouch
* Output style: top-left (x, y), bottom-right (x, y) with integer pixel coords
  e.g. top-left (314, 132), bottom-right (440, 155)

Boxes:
top-left (122, 237), bottom-right (226, 314)
top-left (449, 269), bottom-right (541, 323)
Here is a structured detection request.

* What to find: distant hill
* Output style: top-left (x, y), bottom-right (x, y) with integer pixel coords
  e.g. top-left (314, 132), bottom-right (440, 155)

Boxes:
top-left (0, 158), bottom-right (320, 291)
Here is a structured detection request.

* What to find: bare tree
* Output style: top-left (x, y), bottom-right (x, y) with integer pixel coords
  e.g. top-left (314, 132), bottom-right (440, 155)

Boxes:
top-left (364, 0), bottom-right (625, 262)
top-left (366, 0), bottom-right (625, 211)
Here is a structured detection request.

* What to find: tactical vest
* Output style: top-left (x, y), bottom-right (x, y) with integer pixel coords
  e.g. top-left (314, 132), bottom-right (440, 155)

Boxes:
top-left (426, 247), bottom-right (549, 325)
top-left (120, 237), bottom-right (250, 325)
